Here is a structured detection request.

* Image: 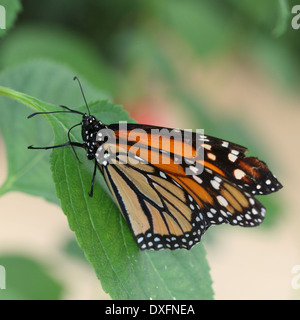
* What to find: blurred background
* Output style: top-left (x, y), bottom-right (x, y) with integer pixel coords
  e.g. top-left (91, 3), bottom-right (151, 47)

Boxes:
top-left (0, 0), bottom-right (299, 299)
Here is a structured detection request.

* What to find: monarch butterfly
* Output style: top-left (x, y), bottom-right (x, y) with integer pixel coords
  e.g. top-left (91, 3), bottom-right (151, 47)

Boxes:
top-left (28, 77), bottom-right (283, 250)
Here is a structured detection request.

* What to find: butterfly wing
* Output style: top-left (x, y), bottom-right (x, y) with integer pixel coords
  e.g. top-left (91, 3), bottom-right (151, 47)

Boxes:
top-left (102, 162), bottom-right (205, 250)
top-left (193, 133), bottom-right (283, 196)
top-left (95, 124), bottom-right (282, 250)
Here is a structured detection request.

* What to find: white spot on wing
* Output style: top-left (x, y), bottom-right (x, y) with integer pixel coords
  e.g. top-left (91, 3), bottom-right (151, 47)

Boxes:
top-left (193, 175), bottom-right (203, 184)
top-left (231, 149), bottom-right (239, 155)
top-left (217, 195), bottom-right (228, 207)
top-left (210, 180), bottom-right (220, 190)
top-left (234, 169), bottom-right (246, 180)
top-left (160, 171), bottom-right (167, 179)
top-left (189, 166), bottom-right (199, 174)
top-left (202, 143), bottom-right (212, 150)
top-left (222, 141), bottom-right (229, 148)
top-left (228, 153), bottom-right (238, 162)
top-left (207, 153), bottom-right (216, 161)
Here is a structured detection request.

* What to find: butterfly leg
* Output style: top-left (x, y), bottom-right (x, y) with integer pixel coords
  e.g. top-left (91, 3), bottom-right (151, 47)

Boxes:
top-left (28, 120), bottom-right (84, 162)
top-left (28, 141), bottom-right (85, 150)
top-left (67, 122), bottom-right (83, 161)
top-left (89, 160), bottom-right (97, 197)
top-left (28, 141), bottom-right (85, 163)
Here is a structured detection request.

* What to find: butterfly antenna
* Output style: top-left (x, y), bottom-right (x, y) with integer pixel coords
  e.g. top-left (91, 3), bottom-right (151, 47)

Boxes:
top-left (73, 76), bottom-right (90, 116)
top-left (27, 105), bottom-right (84, 119)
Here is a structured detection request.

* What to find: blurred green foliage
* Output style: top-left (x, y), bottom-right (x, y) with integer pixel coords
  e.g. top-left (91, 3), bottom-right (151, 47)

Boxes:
top-left (0, 255), bottom-right (63, 300)
top-left (0, 0), bottom-right (290, 299)
top-left (1, 0), bottom-right (299, 92)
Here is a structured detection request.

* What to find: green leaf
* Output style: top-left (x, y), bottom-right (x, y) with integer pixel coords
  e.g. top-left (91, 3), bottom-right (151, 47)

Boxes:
top-left (0, 63), bottom-right (213, 299)
top-left (0, 24), bottom-right (116, 94)
top-left (0, 0), bottom-right (22, 38)
top-left (0, 60), bottom-right (107, 202)
top-left (0, 255), bottom-right (63, 300)
top-left (50, 101), bottom-right (212, 300)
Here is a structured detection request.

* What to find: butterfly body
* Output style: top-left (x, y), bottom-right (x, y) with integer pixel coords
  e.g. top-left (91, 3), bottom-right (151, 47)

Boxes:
top-left (81, 114), bottom-right (105, 160)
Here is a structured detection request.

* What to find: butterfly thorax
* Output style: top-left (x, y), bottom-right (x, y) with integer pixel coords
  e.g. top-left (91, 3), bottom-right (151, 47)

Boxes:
top-left (81, 114), bottom-right (105, 160)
